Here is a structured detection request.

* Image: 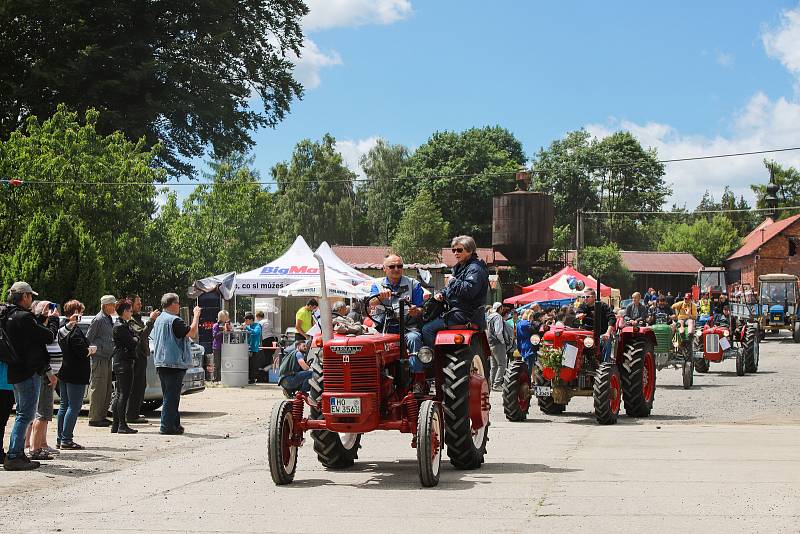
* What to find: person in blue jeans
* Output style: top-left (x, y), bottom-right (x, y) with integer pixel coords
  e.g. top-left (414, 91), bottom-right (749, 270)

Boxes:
top-left (278, 340), bottom-right (312, 395)
top-left (3, 281), bottom-right (59, 471)
top-left (0, 360), bottom-right (15, 464)
top-left (56, 300), bottom-right (92, 449)
top-left (151, 293), bottom-right (201, 436)
top-left (243, 312), bottom-right (263, 384)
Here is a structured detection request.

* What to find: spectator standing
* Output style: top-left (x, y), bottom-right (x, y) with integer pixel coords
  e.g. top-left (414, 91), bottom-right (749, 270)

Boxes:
top-left (152, 293), bottom-right (200, 435)
top-left (211, 310), bottom-right (231, 382)
top-left (86, 295), bottom-right (117, 427)
top-left (111, 300), bottom-right (140, 434)
top-left (0, 357), bottom-right (14, 464)
top-left (27, 300), bottom-right (60, 461)
top-left (486, 302), bottom-right (510, 391)
top-left (294, 299), bottom-right (318, 340)
top-left (243, 312), bottom-right (262, 384)
top-left (126, 295), bottom-right (159, 424)
top-left (516, 309), bottom-right (537, 374)
top-left (3, 281), bottom-right (58, 471)
top-left (56, 300), bottom-right (91, 450)
top-left (257, 310), bottom-right (277, 382)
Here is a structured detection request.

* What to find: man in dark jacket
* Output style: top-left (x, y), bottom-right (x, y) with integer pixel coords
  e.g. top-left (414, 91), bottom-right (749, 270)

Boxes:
top-left (624, 292), bottom-right (649, 324)
top-left (421, 235), bottom-right (489, 351)
top-left (3, 281), bottom-right (59, 471)
top-left (126, 295), bottom-right (159, 424)
top-left (576, 288), bottom-right (616, 362)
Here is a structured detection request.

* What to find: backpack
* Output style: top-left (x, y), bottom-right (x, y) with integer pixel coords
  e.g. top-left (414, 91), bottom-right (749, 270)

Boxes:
top-left (279, 348), bottom-right (302, 378)
top-left (0, 305), bottom-right (21, 365)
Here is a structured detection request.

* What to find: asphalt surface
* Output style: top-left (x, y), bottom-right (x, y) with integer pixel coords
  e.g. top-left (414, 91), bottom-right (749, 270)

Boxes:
top-left (2, 332), bottom-right (799, 533)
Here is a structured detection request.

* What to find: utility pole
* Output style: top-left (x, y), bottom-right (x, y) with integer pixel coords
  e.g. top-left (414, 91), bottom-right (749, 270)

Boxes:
top-left (575, 209), bottom-right (583, 267)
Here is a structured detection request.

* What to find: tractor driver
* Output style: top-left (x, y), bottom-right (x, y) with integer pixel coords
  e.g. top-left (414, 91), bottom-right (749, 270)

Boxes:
top-left (369, 254), bottom-right (426, 388)
top-left (671, 292), bottom-right (698, 336)
top-left (576, 288), bottom-right (616, 362)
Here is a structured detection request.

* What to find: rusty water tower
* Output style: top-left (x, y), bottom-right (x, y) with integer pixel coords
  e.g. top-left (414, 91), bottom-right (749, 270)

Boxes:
top-left (492, 191), bottom-right (554, 265)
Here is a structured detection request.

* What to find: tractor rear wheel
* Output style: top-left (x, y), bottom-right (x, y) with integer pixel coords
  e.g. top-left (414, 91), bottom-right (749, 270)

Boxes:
top-left (267, 400), bottom-right (298, 485)
top-left (308, 358), bottom-right (361, 469)
top-left (743, 323), bottom-right (759, 373)
top-left (682, 358), bottom-right (694, 389)
top-left (417, 400), bottom-right (443, 487)
top-left (593, 362), bottom-right (620, 425)
top-left (502, 360), bottom-right (531, 422)
top-left (621, 338), bottom-right (656, 417)
top-left (534, 369), bottom-right (566, 414)
top-left (442, 341), bottom-right (489, 470)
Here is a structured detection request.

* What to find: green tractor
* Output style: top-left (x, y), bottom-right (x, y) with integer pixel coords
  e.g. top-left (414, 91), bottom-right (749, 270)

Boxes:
top-left (650, 311), bottom-right (694, 389)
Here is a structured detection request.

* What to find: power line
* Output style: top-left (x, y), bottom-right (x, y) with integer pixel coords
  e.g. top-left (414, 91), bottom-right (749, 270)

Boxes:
top-left (2, 145), bottom-right (800, 188)
top-left (584, 206), bottom-right (800, 216)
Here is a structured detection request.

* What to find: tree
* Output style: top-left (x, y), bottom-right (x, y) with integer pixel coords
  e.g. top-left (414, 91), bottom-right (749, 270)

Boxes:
top-left (0, 0), bottom-right (308, 175)
top-left (359, 139), bottom-right (409, 245)
top-left (0, 105), bottom-right (162, 296)
top-left (2, 213), bottom-right (104, 307)
top-left (391, 190), bottom-right (450, 264)
top-left (577, 244), bottom-right (633, 290)
top-left (404, 126), bottom-right (526, 244)
top-left (751, 160), bottom-right (800, 218)
top-left (658, 215), bottom-right (741, 267)
top-left (271, 134), bottom-right (363, 248)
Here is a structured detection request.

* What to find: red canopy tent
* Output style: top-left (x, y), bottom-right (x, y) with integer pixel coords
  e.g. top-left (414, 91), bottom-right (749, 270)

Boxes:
top-left (504, 288), bottom-right (573, 306)
top-left (521, 266), bottom-right (613, 298)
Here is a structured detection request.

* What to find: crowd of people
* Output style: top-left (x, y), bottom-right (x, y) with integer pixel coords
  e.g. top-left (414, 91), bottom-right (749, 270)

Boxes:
top-left (0, 284), bottom-right (201, 471)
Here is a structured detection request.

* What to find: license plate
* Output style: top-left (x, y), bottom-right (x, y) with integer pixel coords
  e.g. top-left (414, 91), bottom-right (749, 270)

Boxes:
top-left (773, 315), bottom-right (782, 321)
top-left (533, 386), bottom-right (552, 397)
top-left (330, 397), bottom-right (361, 415)
top-left (719, 337), bottom-right (731, 351)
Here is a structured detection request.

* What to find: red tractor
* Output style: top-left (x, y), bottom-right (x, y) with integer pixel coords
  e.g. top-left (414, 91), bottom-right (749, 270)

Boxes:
top-left (693, 313), bottom-right (758, 376)
top-left (267, 299), bottom-right (491, 487)
top-left (503, 316), bottom-right (657, 425)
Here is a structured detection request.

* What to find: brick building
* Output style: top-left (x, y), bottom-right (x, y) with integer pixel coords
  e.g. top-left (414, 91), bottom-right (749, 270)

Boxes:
top-left (725, 214), bottom-right (800, 287)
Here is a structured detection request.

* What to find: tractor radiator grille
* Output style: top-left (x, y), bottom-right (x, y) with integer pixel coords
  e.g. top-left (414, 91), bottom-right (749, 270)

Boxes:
top-left (323, 354), bottom-right (380, 393)
top-left (705, 334), bottom-right (720, 353)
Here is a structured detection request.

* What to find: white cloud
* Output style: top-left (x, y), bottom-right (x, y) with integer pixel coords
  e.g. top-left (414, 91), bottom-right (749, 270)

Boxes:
top-left (336, 136), bottom-right (381, 178)
top-left (304, 0), bottom-right (412, 31)
top-left (291, 39), bottom-right (342, 90)
top-left (762, 7), bottom-right (800, 78)
top-left (716, 51), bottom-right (734, 67)
top-left (583, 6), bottom-right (800, 209)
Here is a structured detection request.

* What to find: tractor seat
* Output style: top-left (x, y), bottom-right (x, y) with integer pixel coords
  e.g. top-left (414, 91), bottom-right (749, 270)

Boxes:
top-left (446, 323), bottom-right (480, 331)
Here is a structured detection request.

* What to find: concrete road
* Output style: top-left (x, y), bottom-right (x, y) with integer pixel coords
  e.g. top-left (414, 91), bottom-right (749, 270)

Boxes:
top-left (2, 334), bottom-right (799, 533)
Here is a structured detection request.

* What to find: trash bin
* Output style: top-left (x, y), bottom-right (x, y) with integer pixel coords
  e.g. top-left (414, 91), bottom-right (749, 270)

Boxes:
top-left (221, 331), bottom-right (249, 387)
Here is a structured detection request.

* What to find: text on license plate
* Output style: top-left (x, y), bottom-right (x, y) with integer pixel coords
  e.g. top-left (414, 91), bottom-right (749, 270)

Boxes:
top-left (533, 386), bottom-right (552, 397)
top-left (330, 397), bottom-right (362, 415)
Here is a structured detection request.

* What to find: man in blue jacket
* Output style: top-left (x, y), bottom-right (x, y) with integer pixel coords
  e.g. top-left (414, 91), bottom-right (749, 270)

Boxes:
top-left (243, 312), bottom-right (262, 384)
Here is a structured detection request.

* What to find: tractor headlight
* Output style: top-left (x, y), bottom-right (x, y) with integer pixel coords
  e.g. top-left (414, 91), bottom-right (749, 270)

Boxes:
top-left (531, 334), bottom-right (541, 346)
top-left (723, 329), bottom-right (730, 337)
top-left (583, 337), bottom-right (595, 348)
top-left (417, 347), bottom-right (434, 364)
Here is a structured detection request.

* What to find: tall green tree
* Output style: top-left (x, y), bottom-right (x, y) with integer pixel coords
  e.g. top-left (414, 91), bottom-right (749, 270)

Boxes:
top-left (272, 134), bottom-right (363, 248)
top-left (359, 139), bottom-right (409, 245)
top-left (658, 215), bottom-right (741, 266)
top-left (0, 105), bottom-right (162, 296)
top-left (391, 190), bottom-right (449, 263)
top-left (577, 244), bottom-right (632, 290)
top-left (751, 160), bottom-right (800, 218)
top-left (404, 126), bottom-right (526, 244)
top-left (0, 0), bottom-right (307, 175)
top-left (2, 213), bottom-right (104, 307)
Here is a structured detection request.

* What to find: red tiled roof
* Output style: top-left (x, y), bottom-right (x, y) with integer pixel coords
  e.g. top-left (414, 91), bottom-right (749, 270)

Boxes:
top-left (727, 214), bottom-right (800, 260)
top-left (331, 245), bottom-right (506, 269)
top-left (620, 251), bottom-right (703, 274)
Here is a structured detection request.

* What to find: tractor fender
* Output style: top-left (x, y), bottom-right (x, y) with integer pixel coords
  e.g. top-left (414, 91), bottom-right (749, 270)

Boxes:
top-left (435, 329), bottom-right (490, 357)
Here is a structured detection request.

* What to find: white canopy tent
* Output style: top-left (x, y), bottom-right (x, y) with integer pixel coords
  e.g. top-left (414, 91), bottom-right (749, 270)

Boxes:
top-left (314, 241), bottom-right (374, 285)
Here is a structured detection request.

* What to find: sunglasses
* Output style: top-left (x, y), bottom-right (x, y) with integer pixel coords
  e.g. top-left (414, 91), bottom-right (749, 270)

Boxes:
top-left (386, 264), bottom-right (403, 270)
top-left (451, 247), bottom-right (464, 253)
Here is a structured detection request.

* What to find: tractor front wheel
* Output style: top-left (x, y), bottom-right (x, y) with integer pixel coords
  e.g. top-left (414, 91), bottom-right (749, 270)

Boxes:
top-left (682, 358), bottom-right (694, 390)
top-left (267, 400), bottom-right (298, 485)
top-left (308, 358), bottom-right (361, 469)
top-left (593, 362), bottom-right (620, 425)
top-left (621, 338), bottom-right (656, 417)
top-left (743, 323), bottom-right (759, 373)
top-left (417, 400), bottom-right (443, 487)
top-left (534, 369), bottom-right (566, 415)
top-left (502, 360), bottom-right (531, 422)
top-left (442, 342), bottom-right (489, 470)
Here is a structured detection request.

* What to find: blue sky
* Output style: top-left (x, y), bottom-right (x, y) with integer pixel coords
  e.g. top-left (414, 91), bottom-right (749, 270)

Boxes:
top-left (221, 1), bottom-right (800, 208)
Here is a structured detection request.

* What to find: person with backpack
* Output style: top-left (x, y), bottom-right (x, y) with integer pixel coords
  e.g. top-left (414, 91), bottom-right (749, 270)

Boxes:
top-left (277, 340), bottom-right (312, 396)
top-left (2, 282), bottom-right (59, 471)
top-left (56, 300), bottom-right (92, 450)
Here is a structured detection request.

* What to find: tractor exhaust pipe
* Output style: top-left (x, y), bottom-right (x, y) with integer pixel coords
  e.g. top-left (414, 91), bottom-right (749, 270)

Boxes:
top-left (313, 252), bottom-right (333, 342)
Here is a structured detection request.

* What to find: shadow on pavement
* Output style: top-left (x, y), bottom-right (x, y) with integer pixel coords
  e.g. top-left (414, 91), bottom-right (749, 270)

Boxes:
top-left (283, 459), bottom-right (580, 490)
top-left (562, 413), bottom-right (697, 425)
top-left (658, 384), bottom-right (727, 390)
top-left (178, 411), bottom-right (228, 419)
